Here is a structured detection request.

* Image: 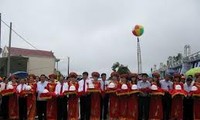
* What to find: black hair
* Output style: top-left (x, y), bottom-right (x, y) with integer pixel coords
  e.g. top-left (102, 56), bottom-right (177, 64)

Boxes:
top-left (82, 72), bottom-right (88, 76)
top-left (101, 73), bottom-right (106, 77)
top-left (3, 77), bottom-right (7, 81)
top-left (142, 73), bottom-right (148, 77)
top-left (186, 77), bottom-right (193, 82)
top-left (40, 74), bottom-right (46, 77)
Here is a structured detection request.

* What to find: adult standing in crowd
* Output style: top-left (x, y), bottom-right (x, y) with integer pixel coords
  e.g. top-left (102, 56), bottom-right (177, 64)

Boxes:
top-left (0, 78), bottom-right (9, 119)
top-left (67, 72), bottom-right (79, 120)
top-left (170, 73), bottom-right (187, 120)
top-left (46, 74), bottom-right (57, 120)
top-left (127, 73), bottom-right (139, 120)
top-left (118, 74), bottom-right (129, 120)
top-left (137, 73), bottom-right (151, 120)
top-left (16, 78), bottom-right (28, 120)
top-left (55, 74), bottom-right (68, 120)
top-left (78, 72), bottom-right (92, 120)
top-left (100, 73), bottom-right (109, 120)
top-left (149, 73), bottom-right (164, 120)
top-left (107, 72), bottom-right (120, 120)
top-left (26, 74), bottom-right (37, 120)
top-left (8, 75), bottom-right (19, 120)
top-left (160, 74), bottom-right (173, 120)
top-left (193, 73), bottom-right (200, 120)
top-left (36, 74), bottom-right (48, 120)
top-left (183, 77), bottom-right (193, 120)
top-left (89, 72), bottom-right (101, 120)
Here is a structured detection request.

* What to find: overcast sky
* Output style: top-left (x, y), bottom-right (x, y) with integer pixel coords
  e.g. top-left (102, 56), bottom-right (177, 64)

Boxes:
top-left (0, 0), bottom-right (200, 76)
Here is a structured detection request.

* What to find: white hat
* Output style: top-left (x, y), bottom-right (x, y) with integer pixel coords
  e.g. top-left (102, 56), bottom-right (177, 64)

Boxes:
top-left (175, 85), bottom-right (182, 90)
top-left (25, 85), bottom-right (31, 91)
top-left (7, 84), bottom-right (13, 90)
top-left (131, 84), bottom-right (138, 90)
top-left (191, 86), bottom-right (198, 91)
top-left (108, 82), bottom-right (115, 88)
top-left (69, 86), bottom-right (76, 91)
top-left (121, 84), bottom-right (128, 90)
top-left (43, 89), bottom-right (49, 93)
top-left (151, 85), bottom-right (158, 90)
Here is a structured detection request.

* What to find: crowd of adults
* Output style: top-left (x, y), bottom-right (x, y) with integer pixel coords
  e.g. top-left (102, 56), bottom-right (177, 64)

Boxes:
top-left (0, 71), bottom-right (200, 120)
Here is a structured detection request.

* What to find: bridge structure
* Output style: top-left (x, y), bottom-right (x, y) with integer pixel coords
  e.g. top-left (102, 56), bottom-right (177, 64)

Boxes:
top-left (155, 45), bottom-right (200, 77)
top-left (168, 51), bottom-right (200, 73)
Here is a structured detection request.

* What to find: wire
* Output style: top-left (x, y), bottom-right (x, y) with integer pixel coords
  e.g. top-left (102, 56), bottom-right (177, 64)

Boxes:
top-left (1, 19), bottom-right (38, 50)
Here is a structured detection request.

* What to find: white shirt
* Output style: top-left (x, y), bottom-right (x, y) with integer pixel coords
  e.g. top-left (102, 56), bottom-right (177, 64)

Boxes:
top-left (55, 82), bottom-right (68, 95)
top-left (0, 82), bottom-right (5, 91)
top-left (137, 80), bottom-right (151, 89)
top-left (99, 79), bottom-right (109, 90)
top-left (16, 84), bottom-right (28, 93)
top-left (160, 79), bottom-right (173, 91)
top-left (37, 81), bottom-right (48, 101)
top-left (78, 78), bottom-right (92, 92)
top-left (0, 82), bottom-right (11, 91)
top-left (8, 81), bottom-right (14, 85)
top-left (184, 83), bottom-right (193, 92)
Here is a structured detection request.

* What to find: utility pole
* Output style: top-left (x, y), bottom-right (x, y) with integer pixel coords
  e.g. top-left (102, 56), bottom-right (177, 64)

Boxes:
top-left (7, 22), bottom-right (12, 77)
top-left (67, 57), bottom-right (70, 76)
top-left (0, 13), bottom-right (2, 72)
top-left (0, 13), bottom-right (2, 54)
top-left (56, 58), bottom-right (60, 71)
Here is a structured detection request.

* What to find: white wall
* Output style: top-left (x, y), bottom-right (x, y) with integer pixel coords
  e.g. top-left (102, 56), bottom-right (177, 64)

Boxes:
top-left (27, 56), bottom-right (55, 76)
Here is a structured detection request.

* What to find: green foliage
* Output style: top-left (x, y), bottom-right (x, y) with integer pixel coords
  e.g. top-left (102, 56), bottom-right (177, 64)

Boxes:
top-left (111, 62), bottom-right (130, 74)
top-left (112, 62), bottom-right (120, 71)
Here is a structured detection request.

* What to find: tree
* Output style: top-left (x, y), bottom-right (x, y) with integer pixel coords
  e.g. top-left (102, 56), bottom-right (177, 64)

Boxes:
top-left (111, 62), bottom-right (130, 74)
top-left (177, 53), bottom-right (182, 61)
top-left (112, 62), bottom-right (120, 72)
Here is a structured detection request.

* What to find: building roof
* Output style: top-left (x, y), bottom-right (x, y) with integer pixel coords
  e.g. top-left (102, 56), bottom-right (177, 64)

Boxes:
top-left (8, 47), bottom-right (55, 58)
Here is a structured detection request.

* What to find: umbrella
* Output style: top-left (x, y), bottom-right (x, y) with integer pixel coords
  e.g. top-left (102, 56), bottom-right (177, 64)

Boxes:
top-left (166, 69), bottom-right (177, 76)
top-left (12, 71), bottom-right (28, 79)
top-left (185, 67), bottom-right (200, 77)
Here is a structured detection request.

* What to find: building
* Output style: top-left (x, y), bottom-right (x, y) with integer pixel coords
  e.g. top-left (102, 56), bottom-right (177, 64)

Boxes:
top-left (0, 56), bottom-right (28, 76)
top-left (153, 45), bottom-right (200, 77)
top-left (0, 46), bottom-right (56, 76)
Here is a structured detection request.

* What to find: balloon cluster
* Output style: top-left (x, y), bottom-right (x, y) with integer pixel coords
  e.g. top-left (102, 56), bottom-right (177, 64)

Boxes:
top-left (132, 25), bottom-right (144, 37)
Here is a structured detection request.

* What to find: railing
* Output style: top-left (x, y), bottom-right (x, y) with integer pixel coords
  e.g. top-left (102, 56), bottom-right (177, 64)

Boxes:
top-left (164, 51), bottom-right (200, 69)
top-left (183, 51), bottom-right (200, 63)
